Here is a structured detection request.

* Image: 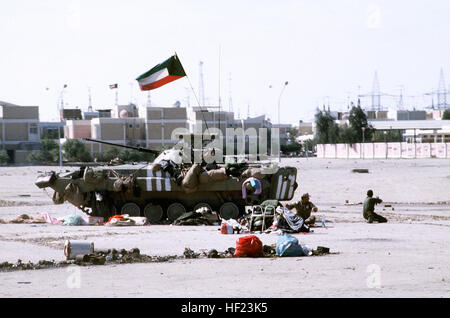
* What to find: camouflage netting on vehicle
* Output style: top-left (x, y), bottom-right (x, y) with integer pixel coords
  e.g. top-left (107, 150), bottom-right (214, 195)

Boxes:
top-left (240, 168), bottom-right (265, 179)
top-left (64, 183), bottom-right (85, 208)
top-left (52, 190), bottom-right (64, 205)
top-left (113, 175), bottom-right (137, 195)
top-left (181, 163), bottom-right (202, 194)
top-left (83, 167), bottom-right (105, 185)
top-left (199, 167), bottom-right (229, 184)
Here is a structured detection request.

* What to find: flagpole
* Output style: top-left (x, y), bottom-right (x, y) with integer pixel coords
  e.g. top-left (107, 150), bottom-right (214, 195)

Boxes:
top-left (176, 51), bottom-right (209, 131)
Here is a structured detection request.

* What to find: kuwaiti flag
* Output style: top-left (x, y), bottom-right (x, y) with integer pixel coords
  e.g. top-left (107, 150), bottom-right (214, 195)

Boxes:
top-left (136, 55), bottom-right (186, 91)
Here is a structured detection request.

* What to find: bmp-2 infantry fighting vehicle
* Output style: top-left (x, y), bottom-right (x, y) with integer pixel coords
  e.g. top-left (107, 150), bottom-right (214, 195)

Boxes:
top-left (35, 134), bottom-right (298, 223)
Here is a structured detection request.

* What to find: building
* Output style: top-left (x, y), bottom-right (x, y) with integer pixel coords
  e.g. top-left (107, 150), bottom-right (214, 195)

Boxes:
top-left (60, 108), bottom-right (82, 121)
top-left (298, 121), bottom-right (313, 136)
top-left (0, 101), bottom-right (40, 163)
top-left (272, 123), bottom-right (292, 145)
top-left (395, 110), bottom-right (427, 121)
top-left (187, 107), bottom-right (236, 136)
top-left (64, 120), bottom-right (92, 139)
top-left (140, 106), bottom-right (189, 150)
top-left (369, 119), bottom-right (450, 143)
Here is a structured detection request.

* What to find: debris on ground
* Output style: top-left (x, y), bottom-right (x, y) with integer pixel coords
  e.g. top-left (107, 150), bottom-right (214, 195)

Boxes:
top-left (105, 215), bottom-right (148, 226)
top-left (0, 243), bottom-right (333, 272)
top-left (8, 214), bottom-right (46, 224)
top-left (173, 208), bottom-right (221, 226)
top-left (352, 169), bottom-right (369, 173)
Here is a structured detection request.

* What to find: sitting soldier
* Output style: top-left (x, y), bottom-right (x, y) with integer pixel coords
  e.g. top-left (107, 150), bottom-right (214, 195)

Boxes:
top-left (363, 189), bottom-right (387, 223)
top-left (284, 193), bottom-right (318, 225)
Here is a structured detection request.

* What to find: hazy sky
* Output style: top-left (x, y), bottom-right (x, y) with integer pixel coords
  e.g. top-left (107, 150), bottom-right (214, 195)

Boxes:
top-left (0, 0), bottom-right (449, 123)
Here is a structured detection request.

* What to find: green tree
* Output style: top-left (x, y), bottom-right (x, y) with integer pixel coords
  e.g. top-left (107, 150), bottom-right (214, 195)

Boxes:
top-left (94, 146), bottom-right (155, 163)
top-left (348, 105), bottom-right (374, 142)
top-left (94, 147), bottom-right (121, 162)
top-left (443, 109), bottom-right (450, 120)
top-left (338, 124), bottom-right (357, 144)
top-left (373, 130), bottom-right (403, 142)
top-left (63, 139), bottom-right (92, 162)
top-left (303, 139), bottom-right (316, 152)
top-left (314, 109), bottom-right (339, 144)
top-left (280, 142), bottom-right (302, 154)
top-left (27, 138), bottom-right (59, 163)
top-left (0, 150), bottom-right (9, 164)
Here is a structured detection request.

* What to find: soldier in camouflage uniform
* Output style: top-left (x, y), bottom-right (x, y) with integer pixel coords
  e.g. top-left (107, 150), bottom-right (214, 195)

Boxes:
top-left (285, 193), bottom-right (318, 225)
top-left (363, 190), bottom-right (387, 223)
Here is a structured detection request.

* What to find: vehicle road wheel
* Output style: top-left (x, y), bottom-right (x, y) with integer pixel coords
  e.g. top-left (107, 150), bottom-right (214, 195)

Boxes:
top-left (120, 202), bottom-right (141, 217)
top-left (144, 203), bottom-right (164, 223)
top-left (219, 202), bottom-right (239, 220)
top-left (193, 202), bottom-right (213, 214)
top-left (167, 203), bottom-right (186, 221)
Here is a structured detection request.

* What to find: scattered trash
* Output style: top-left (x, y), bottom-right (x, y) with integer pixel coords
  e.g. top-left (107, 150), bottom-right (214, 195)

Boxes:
top-left (8, 214), bottom-right (46, 224)
top-left (207, 249), bottom-right (220, 258)
top-left (18, 194), bottom-right (31, 197)
top-left (82, 216), bottom-right (104, 225)
top-left (234, 235), bottom-right (264, 257)
top-left (105, 214), bottom-right (148, 226)
top-left (63, 215), bottom-right (84, 226)
top-left (275, 233), bottom-right (312, 257)
top-left (183, 248), bottom-right (200, 259)
top-left (220, 219), bottom-right (247, 234)
top-left (311, 246), bottom-right (330, 256)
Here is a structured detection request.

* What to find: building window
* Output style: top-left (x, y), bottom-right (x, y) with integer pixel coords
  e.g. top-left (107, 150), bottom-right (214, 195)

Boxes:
top-left (29, 123), bottom-right (38, 135)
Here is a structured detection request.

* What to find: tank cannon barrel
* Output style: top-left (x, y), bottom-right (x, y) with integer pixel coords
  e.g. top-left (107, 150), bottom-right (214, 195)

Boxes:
top-left (83, 138), bottom-right (160, 155)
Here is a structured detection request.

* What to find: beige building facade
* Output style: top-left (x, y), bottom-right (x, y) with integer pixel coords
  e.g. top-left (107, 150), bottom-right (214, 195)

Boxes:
top-left (0, 101), bottom-right (40, 163)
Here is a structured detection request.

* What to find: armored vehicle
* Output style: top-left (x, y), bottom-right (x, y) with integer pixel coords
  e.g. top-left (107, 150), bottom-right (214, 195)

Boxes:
top-left (35, 136), bottom-right (298, 223)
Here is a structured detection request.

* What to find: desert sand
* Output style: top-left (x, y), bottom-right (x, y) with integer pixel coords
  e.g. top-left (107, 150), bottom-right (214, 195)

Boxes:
top-left (0, 158), bottom-right (449, 298)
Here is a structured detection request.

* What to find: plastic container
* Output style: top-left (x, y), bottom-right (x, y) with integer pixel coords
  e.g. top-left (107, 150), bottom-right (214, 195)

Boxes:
top-left (64, 240), bottom-right (94, 260)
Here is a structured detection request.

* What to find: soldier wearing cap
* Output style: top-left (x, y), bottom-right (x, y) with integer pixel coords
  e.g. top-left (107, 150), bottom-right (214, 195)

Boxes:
top-left (363, 189), bottom-right (387, 223)
top-left (285, 193), bottom-right (318, 225)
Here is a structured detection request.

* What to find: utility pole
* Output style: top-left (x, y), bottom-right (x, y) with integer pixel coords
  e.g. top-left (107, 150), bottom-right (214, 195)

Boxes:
top-left (424, 68), bottom-right (449, 109)
top-left (277, 81), bottom-right (289, 162)
top-left (147, 91), bottom-right (151, 107)
top-left (199, 61), bottom-right (205, 106)
top-left (228, 73), bottom-right (233, 113)
top-left (358, 71), bottom-right (388, 111)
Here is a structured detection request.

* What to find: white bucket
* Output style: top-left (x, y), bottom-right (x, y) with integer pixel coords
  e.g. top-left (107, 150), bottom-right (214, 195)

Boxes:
top-left (64, 240), bottom-right (94, 260)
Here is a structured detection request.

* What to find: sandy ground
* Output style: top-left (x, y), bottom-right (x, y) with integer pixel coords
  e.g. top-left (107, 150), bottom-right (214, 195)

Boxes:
top-left (0, 158), bottom-right (449, 298)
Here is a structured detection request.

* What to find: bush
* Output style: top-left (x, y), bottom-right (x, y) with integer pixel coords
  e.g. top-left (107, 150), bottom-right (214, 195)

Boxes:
top-left (93, 146), bottom-right (155, 163)
top-left (443, 109), bottom-right (450, 120)
top-left (27, 139), bottom-right (59, 164)
top-left (281, 142), bottom-right (302, 154)
top-left (63, 139), bottom-right (92, 162)
top-left (0, 150), bottom-right (9, 164)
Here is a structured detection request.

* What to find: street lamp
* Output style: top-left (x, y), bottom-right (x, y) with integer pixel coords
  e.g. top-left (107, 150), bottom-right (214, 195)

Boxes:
top-left (362, 127), bottom-right (366, 159)
top-left (277, 81), bottom-right (289, 162)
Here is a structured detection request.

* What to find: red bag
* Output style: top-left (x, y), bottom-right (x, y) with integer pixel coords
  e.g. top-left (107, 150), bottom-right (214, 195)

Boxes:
top-left (234, 235), bottom-right (264, 257)
top-left (107, 215), bottom-right (124, 223)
